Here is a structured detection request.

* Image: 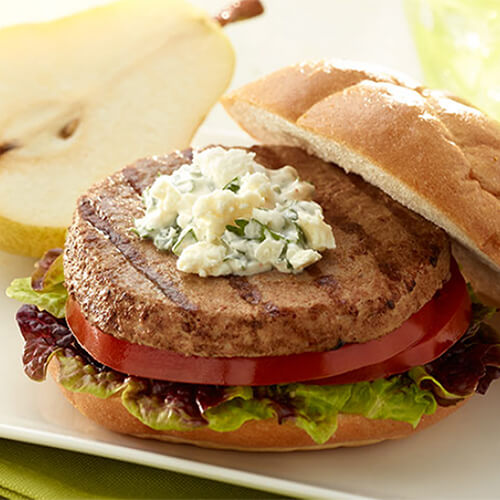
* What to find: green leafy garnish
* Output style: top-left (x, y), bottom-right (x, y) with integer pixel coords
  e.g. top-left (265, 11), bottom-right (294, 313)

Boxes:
top-left (223, 177), bottom-right (240, 193)
top-left (225, 219), bottom-right (249, 237)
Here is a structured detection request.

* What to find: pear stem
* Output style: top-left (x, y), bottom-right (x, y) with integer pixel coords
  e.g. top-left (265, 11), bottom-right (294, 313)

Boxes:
top-left (215, 0), bottom-right (264, 27)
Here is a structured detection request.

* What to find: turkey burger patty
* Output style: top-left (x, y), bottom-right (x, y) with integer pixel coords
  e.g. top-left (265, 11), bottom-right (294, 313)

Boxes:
top-left (64, 145), bottom-right (451, 358)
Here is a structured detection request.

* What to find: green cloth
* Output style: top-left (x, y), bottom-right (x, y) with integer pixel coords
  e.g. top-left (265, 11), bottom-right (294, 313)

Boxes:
top-left (0, 438), bottom-right (289, 499)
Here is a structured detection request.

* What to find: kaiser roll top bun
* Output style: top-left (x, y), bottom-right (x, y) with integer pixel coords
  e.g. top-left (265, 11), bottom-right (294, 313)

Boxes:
top-left (221, 60), bottom-right (500, 303)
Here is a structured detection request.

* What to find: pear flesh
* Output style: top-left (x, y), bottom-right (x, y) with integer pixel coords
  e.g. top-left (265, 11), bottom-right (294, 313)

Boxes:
top-left (0, 0), bottom-right (234, 257)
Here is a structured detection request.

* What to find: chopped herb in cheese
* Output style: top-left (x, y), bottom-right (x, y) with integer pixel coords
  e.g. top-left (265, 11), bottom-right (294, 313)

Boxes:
top-left (134, 147), bottom-right (335, 277)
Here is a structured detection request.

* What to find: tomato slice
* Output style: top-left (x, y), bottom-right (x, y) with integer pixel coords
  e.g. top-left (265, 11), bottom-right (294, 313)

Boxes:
top-left (66, 260), bottom-right (470, 386)
top-left (308, 260), bottom-right (471, 385)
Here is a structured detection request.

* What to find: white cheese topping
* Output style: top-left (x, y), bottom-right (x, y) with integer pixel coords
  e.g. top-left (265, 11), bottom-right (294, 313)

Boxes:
top-left (134, 147), bottom-right (335, 277)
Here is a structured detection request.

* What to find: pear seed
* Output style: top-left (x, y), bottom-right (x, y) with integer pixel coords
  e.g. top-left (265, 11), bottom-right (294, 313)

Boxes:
top-left (59, 118), bottom-right (79, 139)
top-left (0, 141), bottom-right (19, 157)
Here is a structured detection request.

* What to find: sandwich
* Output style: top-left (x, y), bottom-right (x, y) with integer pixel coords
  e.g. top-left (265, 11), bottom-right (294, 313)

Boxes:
top-left (7, 60), bottom-right (500, 451)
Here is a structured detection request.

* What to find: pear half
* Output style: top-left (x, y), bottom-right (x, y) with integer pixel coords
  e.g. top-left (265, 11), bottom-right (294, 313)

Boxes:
top-left (0, 0), bottom-right (234, 257)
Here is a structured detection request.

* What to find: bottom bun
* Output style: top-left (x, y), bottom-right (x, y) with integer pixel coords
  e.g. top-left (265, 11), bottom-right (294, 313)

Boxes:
top-left (49, 360), bottom-right (464, 451)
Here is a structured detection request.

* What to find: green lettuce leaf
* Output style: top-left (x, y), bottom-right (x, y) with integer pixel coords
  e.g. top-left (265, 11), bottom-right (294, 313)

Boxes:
top-left (31, 249), bottom-right (65, 291)
top-left (121, 379), bottom-right (260, 432)
top-left (13, 253), bottom-right (498, 445)
top-left (119, 377), bottom-right (438, 444)
top-left (289, 384), bottom-right (352, 444)
top-left (52, 344), bottom-right (439, 444)
top-left (205, 397), bottom-right (275, 432)
top-left (409, 325), bottom-right (500, 405)
top-left (56, 353), bottom-right (127, 398)
top-left (342, 377), bottom-right (436, 427)
top-left (260, 379), bottom-right (436, 444)
top-left (408, 366), bottom-right (465, 406)
top-left (409, 299), bottom-right (500, 405)
top-left (467, 284), bottom-right (497, 322)
top-left (122, 378), bottom-right (202, 432)
top-left (7, 278), bottom-right (68, 318)
top-left (6, 250), bottom-right (68, 318)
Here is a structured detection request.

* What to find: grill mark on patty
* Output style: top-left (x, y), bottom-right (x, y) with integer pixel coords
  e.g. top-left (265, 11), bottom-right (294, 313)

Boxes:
top-left (326, 212), bottom-right (402, 282)
top-left (227, 276), bottom-right (262, 304)
top-left (122, 169), bottom-right (143, 196)
top-left (314, 274), bottom-right (339, 290)
top-left (226, 276), bottom-right (282, 317)
top-left (122, 150), bottom-right (286, 317)
top-left (314, 275), bottom-right (340, 303)
top-left (347, 174), bottom-right (428, 242)
top-left (78, 197), bottom-right (198, 312)
top-left (313, 274), bottom-right (358, 316)
top-left (429, 244), bottom-right (441, 267)
top-left (325, 173), bottom-right (444, 284)
top-left (347, 173), bottom-right (448, 273)
top-left (227, 277), bottom-right (283, 318)
top-left (64, 145), bottom-right (451, 356)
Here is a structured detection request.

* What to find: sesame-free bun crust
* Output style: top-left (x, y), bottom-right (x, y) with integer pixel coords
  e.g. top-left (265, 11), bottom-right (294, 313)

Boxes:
top-left (222, 60), bottom-right (500, 284)
top-left (49, 360), bottom-right (464, 451)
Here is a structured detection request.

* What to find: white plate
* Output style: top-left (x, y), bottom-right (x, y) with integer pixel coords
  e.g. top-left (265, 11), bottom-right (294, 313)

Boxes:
top-left (1, 128), bottom-right (500, 500)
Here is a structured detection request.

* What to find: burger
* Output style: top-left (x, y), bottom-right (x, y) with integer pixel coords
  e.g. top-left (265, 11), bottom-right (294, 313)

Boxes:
top-left (7, 60), bottom-right (500, 451)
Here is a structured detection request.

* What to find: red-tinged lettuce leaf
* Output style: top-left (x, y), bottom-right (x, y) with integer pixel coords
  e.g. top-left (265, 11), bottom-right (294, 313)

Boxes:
top-left (121, 378), bottom-right (254, 432)
top-left (56, 352), bottom-right (127, 398)
top-left (16, 304), bottom-right (74, 381)
top-left (418, 323), bottom-right (500, 403)
top-left (14, 305), bottom-right (439, 444)
top-left (409, 300), bottom-right (500, 405)
top-left (31, 248), bottom-right (64, 291)
top-left (121, 377), bottom-right (437, 443)
top-left (12, 287), bottom-right (500, 445)
top-left (15, 304), bottom-right (108, 381)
